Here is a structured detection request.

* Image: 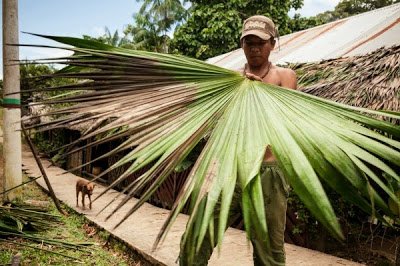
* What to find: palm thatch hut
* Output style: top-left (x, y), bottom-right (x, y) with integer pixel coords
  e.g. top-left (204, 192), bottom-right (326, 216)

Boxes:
top-left (289, 45), bottom-right (400, 114)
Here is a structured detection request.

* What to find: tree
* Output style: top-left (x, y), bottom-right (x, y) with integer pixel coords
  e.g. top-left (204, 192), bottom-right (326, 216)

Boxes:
top-left (336, 0), bottom-right (399, 14)
top-left (102, 27), bottom-right (131, 47)
top-left (287, 0), bottom-right (399, 33)
top-left (136, 0), bottom-right (187, 52)
top-left (316, 0), bottom-right (399, 23)
top-left (287, 13), bottom-right (327, 33)
top-left (19, 63), bottom-right (77, 96)
top-left (25, 35), bottom-right (400, 265)
top-left (18, 62), bottom-right (78, 116)
top-left (170, 0), bottom-right (304, 59)
top-left (123, 12), bottom-right (166, 52)
top-left (83, 27), bottom-right (132, 48)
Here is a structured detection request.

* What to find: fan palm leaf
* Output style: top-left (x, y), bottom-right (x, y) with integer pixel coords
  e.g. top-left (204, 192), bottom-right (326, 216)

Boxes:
top-left (22, 34), bottom-right (400, 264)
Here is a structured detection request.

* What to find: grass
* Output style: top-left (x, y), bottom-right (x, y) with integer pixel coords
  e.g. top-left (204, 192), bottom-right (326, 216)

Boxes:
top-left (0, 164), bottom-right (148, 265)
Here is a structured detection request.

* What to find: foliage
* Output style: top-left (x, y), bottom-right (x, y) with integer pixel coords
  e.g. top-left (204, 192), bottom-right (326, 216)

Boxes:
top-left (0, 174), bottom-right (143, 265)
top-left (22, 34), bottom-right (400, 265)
top-left (289, 182), bottom-right (400, 264)
top-left (170, 0), bottom-right (304, 59)
top-left (1, 63), bottom-right (76, 105)
top-left (83, 27), bottom-right (132, 48)
top-left (20, 63), bottom-right (78, 106)
top-left (0, 184), bottom-right (92, 261)
top-left (135, 0), bottom-right (187, 53)
top-left (21, 63), bottom-right (69, 95)
top-left (287, 13), bottom-right (326, 33)
top-left (287, 0), bottom-right (399, 33)
top-left (123, 12), bottom-right (167, 52)
top-left (174, 138), bottom-right (206, 172)
top-left (19, 63), bottom-right (79, 165)
top-left (32, 130), bottom-right (67, 166)
top-left (0, 203), bottom-right (61, 234)
top-left (288, 184), bottom-right (363, 236)
top-left (316, 0), bottom-right (399, 24)
top-left (328, 0), bottom-right (399, 20)
top-left (82, 1), bottom-right (187, 52)
top-left (20, 63), bottom-right (53, 105)
top-left (287, 190), bottom-right (313, 234)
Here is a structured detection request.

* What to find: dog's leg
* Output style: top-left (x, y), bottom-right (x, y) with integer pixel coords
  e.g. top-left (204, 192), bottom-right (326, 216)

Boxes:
top-left (88, 194), bottom-right (92, 209)
top-left (76, 187), bottom-right (79, 207)
top-left (82, 193), bottom-right (85, 210)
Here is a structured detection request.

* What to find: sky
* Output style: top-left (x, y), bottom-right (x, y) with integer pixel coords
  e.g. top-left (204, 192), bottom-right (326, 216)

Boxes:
top-left (0, 0), bottom-right (340, 78)
top-left (289, 0), bottom-right (340, 17)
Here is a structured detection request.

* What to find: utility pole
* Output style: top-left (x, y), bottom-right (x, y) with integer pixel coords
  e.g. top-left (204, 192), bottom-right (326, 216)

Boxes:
top-left (2, 0), bottom-right (22, 201)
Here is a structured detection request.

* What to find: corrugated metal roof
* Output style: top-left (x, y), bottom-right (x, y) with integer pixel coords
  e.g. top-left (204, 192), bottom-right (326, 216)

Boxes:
top-left (207, 3), bottom-right (400, 70)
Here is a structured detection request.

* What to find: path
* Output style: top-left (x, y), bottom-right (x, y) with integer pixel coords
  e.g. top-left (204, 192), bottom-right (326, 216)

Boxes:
top-left (21, 147), bottom-right (364, 266)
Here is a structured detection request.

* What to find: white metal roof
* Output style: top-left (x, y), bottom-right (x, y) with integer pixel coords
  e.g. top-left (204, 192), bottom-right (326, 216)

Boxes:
top-left (207, 3), bottom-right (400, 70)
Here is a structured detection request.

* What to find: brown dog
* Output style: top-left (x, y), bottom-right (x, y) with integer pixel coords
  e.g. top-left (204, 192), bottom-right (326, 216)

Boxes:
top-left (76, 178), bottom-right (95, 209)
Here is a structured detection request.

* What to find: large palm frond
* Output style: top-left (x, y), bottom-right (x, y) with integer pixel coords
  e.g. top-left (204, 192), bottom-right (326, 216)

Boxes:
top-left (22, 34), bottom-right (400, 264)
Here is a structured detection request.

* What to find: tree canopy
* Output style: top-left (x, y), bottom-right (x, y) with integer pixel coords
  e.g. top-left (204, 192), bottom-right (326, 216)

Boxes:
top-left (289, 0), bottom-right (400, 32)
top-left (320, 0), bottom-right (400, 22)
top-left (129, 0), bottom-right (187, 52)
top-left (169, 0), bottom-right (304, 59)
top-left (83, 27), bottom-right (132, 48)
top-left (170, 0), bottom-right (399, 58)
top-left (287, 13), bottom-right (326, 33)
top-left (123, 12), bottom-right (167, 52)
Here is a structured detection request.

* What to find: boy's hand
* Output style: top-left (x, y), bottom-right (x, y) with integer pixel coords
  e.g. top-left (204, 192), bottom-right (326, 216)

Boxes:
top-left (245, 73), bottom-right (263, 81)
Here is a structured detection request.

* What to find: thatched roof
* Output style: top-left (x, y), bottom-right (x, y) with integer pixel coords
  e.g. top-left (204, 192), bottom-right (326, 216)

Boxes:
top-left (23, 101), bottom-right (92, 132)
top-left (22, 103), bottom-right (52, 126)
top-left (288, 45), bottom-right (400, 112)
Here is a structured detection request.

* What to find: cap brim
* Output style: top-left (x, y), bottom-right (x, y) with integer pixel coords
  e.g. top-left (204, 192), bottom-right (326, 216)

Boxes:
top-left (240, 30), bottom-right (272, 42)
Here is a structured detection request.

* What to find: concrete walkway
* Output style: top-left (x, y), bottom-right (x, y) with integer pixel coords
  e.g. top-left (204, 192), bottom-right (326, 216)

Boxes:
top-left (21, 148), bottom-right (363, 266)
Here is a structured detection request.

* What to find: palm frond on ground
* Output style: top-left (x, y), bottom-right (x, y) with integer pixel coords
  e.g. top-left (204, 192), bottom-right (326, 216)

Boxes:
top-left (21, 34), bottom-right (400, 264)
top-left (0, 202), bottom-right (91, 260)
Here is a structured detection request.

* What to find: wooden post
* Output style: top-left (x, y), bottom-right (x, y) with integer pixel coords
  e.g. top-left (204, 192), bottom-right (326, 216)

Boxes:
top-left (21, 123), bottom-right (66, 215)
top-left (2, 0), bottom-right (22, 201)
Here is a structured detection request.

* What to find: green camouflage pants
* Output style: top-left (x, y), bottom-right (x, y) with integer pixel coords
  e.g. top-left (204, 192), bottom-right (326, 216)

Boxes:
top-left (179, 161), bottom-right (290, 266)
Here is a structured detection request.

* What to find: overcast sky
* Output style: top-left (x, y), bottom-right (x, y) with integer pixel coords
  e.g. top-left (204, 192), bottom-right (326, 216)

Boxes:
top-left (0, 0), bottom-right (340, 78)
